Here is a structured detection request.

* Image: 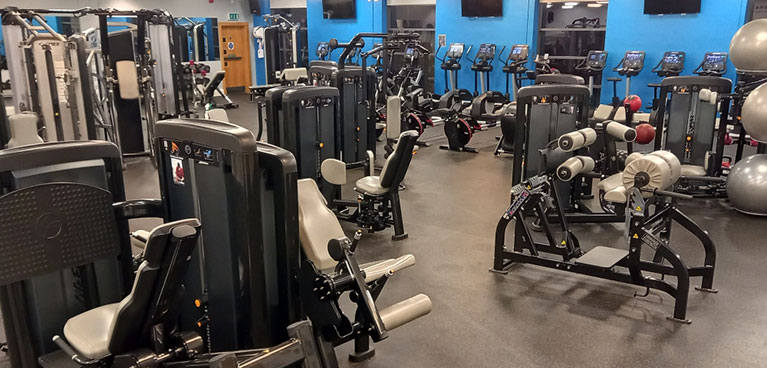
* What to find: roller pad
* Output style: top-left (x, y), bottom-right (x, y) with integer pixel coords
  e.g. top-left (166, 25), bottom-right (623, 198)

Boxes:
top-left (558, 128), bottom-right (597, 152)
top-left (379, 294), bottom-right (432, 331)
top-left (557, 156), bottom-right (595, 182)
top-left (605, 121), bottom-right (636, 142)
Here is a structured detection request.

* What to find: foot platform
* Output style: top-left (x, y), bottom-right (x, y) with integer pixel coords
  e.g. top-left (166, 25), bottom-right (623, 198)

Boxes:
top-left (574, 246), bottom-right (628, 268)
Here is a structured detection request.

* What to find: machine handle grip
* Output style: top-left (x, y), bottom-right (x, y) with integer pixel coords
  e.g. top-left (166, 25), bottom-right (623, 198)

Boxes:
top-left (363, 254), bottom-right (416, 282)
top-left (379, 294), bottom-right (432, 331)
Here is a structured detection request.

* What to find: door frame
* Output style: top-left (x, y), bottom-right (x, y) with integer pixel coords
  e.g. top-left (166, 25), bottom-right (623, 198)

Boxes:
top-left (218, 21), bottom-right (252, 91)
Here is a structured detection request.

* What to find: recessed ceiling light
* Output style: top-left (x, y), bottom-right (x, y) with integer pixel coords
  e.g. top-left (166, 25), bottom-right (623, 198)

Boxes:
top-left (547, 3), bottom-right (553, 8)
top-left (587, 3), bottom-right (602, 7)
top-left (562, 5), bottom-right (575, 9)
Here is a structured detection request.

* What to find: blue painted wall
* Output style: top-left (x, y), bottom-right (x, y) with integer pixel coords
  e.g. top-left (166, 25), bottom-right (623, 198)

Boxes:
top-left (253, 0), bottom-right (272, 85)
top-left (434, 0), bottom-right (538, 94)
top-left (600, 0), bottom-right (749, 106)
top-left (306, 0), bottom-right (386, 64)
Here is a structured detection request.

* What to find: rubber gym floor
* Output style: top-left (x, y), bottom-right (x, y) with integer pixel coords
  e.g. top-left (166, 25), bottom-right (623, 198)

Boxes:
top-left (2, 93), bottom-right (766, 367)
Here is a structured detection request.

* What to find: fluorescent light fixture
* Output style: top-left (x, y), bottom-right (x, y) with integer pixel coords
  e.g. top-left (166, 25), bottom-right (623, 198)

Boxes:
top-left (562, 5), bottom-right (575, 9)
top-left (587, 3), bottom-right (602, 7)
top-left (547, 3), bottom-right (553, 8)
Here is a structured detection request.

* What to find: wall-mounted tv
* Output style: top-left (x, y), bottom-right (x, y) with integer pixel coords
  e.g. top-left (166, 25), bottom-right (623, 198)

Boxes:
top-left (323, 0), bottom-right (356, 19)
top-left (462, 0), bottom-right (503, 18)
top-left (644, 0), bottom-right (701, 15)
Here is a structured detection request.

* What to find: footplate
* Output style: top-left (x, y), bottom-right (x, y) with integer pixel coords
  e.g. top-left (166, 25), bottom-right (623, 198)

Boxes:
top-left (574, 246), bottom-right (629, 268)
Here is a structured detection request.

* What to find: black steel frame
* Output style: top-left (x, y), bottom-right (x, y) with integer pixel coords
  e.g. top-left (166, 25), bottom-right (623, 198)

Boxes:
top-left (491, 174), bottom-right (717, 323)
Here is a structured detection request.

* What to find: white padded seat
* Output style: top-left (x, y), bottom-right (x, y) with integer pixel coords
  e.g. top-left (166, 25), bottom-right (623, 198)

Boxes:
top-left (681, 164), bottom-right (706, 176)
top-left (604, 186), bottom-right (628, 204)
top-left (355, 176), bottom-right (389, 196)
top-left (63, 303), bottom-right (120, 360)
top-left (598, 173), bottom-right (624, 193)
top-left (297, 178), bottom-right (415, 276)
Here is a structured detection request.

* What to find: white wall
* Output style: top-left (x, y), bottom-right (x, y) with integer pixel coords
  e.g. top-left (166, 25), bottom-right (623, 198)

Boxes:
top-left (0, 0), bottom-right (258, 85)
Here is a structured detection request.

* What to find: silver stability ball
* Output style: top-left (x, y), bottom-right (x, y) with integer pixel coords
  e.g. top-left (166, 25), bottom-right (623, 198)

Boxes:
top-left (727, 154), bottom-right (767, 216)
top-left (729, 19), bottom-right (767, 73)
top-left (742, 83), bottom-right (767, 142)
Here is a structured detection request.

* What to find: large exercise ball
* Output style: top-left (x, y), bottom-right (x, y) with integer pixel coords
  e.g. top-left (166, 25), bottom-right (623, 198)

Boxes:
top-left (742, 83), bottom-right (767, 142)
top-left (730, 19), bottom-right (767, 73)
top-left (727, 154), bottom-right (767, 216)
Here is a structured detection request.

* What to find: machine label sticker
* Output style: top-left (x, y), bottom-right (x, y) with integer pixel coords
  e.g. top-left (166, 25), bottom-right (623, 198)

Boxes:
top-left (171, 156), bottom-right (185, 186)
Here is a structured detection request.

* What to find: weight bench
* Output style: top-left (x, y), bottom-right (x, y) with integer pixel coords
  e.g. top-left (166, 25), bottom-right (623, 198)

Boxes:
top-left (297, 178), bottom-right (432, 361)
top-left (202, 70), bottom-right (238, 109)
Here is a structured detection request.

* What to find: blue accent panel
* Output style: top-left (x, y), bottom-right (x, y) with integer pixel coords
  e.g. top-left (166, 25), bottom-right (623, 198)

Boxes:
top-left (433, 0), bottom-right (537, 94)
top-left (253, 0), bottom-right (270, 85)
top-left (600, 0), bottom-right (748, 106)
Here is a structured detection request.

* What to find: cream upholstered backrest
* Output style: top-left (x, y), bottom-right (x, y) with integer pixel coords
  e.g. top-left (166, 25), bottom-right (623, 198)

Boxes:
top-left (297, 178), bottom-right (345, 270)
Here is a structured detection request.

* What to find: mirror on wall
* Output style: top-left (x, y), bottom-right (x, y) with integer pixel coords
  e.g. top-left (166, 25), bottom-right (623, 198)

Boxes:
top-left (175, 17), bottom-right (220, 62)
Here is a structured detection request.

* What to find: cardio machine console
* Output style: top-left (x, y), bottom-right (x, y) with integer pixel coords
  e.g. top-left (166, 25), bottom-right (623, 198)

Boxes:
top-left (446, 43), bottom-right (465, 59)
top-left (623, 51), bottom-right (645, 70)
top-left (658, 51), bottom-right (686, 75)
top-left (585, 50), bottom-right (608, 70)
top-left (697, 52), bottom-right (728, 75)
top-left (476, 43), bottom-right (497, 62)
top-left (316, 42), bottom-right (329, 58)
top-left (507, 44), bottom-right (529, 62)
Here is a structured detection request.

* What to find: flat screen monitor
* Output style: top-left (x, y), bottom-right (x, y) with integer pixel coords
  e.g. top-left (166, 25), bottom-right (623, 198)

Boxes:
top-left (702, 52), bottom-right (728, 71)
top-left (323, 0), bottom-right (356, 19)
top-left (462, 0), bottom-right (503, 17)
top-left (644, 0), bottom-right (701, 15)
top-left (624, 51), bottom-right (645, 69)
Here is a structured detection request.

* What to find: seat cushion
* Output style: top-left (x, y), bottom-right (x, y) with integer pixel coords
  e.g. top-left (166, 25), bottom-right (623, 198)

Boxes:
top-left (355, 176), bottom-right (390, 196)
top-left (63, 303), bottom-right (120, 360)
top-left (603, 186), bottom-right (628, 204)
top-left (597, 173), bottom-right (624, 192)
top-left (681, 164), bottom-right (707, 176)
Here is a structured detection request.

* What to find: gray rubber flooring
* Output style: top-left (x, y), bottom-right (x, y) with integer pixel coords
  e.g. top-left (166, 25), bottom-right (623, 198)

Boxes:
top-left (3, 93), bottom-right (766, 367)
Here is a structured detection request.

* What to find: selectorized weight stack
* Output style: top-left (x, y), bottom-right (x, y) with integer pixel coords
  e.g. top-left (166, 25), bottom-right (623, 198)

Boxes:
top-left (155, 119), bottom-right (303, 351)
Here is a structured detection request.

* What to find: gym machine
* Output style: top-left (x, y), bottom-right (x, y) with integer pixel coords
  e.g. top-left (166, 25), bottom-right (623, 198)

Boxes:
top-left (263, 85), bottom-right (339, 198)
top-left (154, 119), bottom-right (429, 361)
top-left (652, 76), bottom-right (733, 196)
top-left (436, 43), bottom-right (470, 94)
top-left (502, 44), bottom-right (530, 101)
top-left (0, 141), bottom-right (136, 367)
top-left (253, 14), bottom-right (307, 84)
top-left (576, 50), bottom-right (608, 107)
top-left (648, 51), bottom-right (685, 116)
top-left (492, 45), bottom-right (530, 156)
top-left (492, 131), bottom-right (717, 323)
top-left (2, 7), bottom-right (189, 158)
top-left (470, 43), bottom-right (504, 97)
top-left (693, 52), bottom-right (728, 77)
top-left (593, 50), bottom-right (645, 123)
top-left (1, 8), bottom-right (98, 144)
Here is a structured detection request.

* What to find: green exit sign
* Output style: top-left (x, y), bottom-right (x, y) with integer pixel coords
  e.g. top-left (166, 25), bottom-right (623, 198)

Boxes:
top-left (228, 12), bottom-right (239, 21)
